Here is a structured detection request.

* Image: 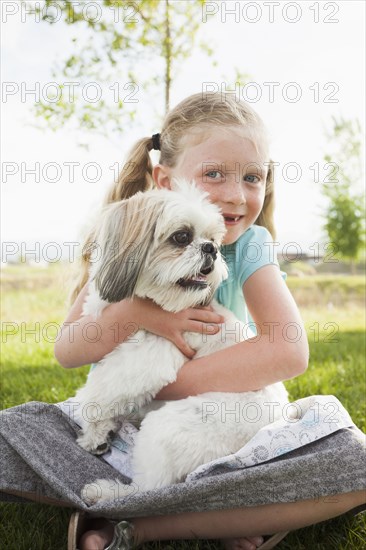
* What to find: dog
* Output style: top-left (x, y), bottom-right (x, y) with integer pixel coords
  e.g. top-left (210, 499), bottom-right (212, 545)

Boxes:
top-left (75, 179), bottom-right (290, 502)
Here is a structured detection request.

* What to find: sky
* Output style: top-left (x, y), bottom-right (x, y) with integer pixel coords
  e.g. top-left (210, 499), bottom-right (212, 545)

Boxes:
top-left (1, 0), bottom-right (365, 263)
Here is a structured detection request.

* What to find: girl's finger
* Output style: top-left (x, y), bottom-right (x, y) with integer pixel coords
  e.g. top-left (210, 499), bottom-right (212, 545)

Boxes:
top-left (186, 309), bottom-right (224, 324)
top-left (175, 337), bottom-right (196, 359)
top-left (202, 323), bottom-right (221, 334)
top-left (187, 321), bottom-right (221, 335)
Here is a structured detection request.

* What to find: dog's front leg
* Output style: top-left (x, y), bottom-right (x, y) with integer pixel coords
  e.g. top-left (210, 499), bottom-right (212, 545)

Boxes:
top-left (75, 332), bottom-right (187, 455)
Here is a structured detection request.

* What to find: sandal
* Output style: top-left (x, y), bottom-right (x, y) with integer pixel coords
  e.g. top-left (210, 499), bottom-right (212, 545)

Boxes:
top-left (258, 531), bottom-right (290, 549)
top-left (105, 520), bottom-right (135, 550)
top-left (68, 510), bottom-right (135, 550)
top-left (68, 511), bottom-right (89, 550)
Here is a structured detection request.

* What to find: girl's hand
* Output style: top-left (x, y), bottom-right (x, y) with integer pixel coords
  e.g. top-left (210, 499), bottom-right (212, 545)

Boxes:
top-left (133, 297), bottom-right (224, 358)
top-left (55, 285), bottom-right (224, 368)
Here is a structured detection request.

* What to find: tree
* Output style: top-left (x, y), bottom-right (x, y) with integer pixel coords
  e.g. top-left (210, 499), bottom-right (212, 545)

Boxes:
top-left (322, 117), bottom-right (365, 270)
top-left (30, 0), bottom-right (213, 136)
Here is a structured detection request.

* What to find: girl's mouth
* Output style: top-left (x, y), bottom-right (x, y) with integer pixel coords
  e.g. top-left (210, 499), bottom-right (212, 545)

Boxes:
top-left (223, 215), bottom-right (244, 226)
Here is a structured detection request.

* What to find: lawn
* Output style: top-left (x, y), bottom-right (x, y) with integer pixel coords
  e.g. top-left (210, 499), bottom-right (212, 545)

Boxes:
top-left (1, 264), bottom-right (365, 549)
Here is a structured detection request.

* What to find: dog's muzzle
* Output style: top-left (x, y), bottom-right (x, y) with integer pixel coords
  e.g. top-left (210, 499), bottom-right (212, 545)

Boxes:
top-left (177, 242), bottom-right (218, 290)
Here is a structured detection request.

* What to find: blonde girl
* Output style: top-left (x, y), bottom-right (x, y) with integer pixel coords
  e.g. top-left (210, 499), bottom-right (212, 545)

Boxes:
top-left (57, 93), bottom-right (365, 550)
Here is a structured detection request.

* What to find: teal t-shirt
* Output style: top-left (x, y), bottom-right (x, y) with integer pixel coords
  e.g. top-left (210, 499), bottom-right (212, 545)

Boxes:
top-left (214, 224), bottom-right (285, 325)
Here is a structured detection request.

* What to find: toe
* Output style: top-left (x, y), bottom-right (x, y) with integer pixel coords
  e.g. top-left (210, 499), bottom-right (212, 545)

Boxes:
top-left (247, 536), bottom-right (264, 548)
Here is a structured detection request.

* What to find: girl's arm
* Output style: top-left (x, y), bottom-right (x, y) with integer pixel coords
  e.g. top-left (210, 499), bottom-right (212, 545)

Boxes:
top-left (54, 284), bottom-right (224, 368)
top-left (155, 265), bottom-right (309, 399)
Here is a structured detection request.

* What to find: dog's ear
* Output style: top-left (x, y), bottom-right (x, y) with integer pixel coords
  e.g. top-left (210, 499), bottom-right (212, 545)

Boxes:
top-left (92, 192), bottom-right (161, 303)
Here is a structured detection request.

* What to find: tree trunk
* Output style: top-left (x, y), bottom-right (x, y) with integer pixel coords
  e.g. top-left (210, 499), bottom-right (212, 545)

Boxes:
top-left (164, 0), bottom-right (171, 114)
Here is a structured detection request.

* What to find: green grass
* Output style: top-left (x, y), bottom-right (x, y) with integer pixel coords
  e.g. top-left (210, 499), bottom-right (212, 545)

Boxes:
top-left (286, 275), bottom-right (366, 308)
top-left (1, 264), bottom-right (365, 549)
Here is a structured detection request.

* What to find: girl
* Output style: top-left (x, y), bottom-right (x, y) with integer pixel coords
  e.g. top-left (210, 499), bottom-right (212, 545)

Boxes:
top-left (57, 93), bottom-right (365, 549)
top-left (2, 93), bottom-right (365, 550)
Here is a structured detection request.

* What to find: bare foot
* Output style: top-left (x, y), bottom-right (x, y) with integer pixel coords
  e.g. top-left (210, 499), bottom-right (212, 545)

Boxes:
top-left (79, 519), bottom-right (114, 550)
top-left (222, 536), bottom-right (265, 550)
top-left (78, 519), bottom-right (265, 550)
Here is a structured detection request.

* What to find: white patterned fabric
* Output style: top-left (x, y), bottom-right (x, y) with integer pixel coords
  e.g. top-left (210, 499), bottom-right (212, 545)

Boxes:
top-left (186, 395), bottom-right (356, 481)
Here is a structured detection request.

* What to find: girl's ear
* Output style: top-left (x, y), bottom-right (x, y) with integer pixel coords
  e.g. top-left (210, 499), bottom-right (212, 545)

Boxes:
top-left (153, 164), bottom-right (172, 190)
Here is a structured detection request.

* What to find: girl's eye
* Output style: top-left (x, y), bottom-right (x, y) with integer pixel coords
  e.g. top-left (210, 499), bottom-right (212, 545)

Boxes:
top-left (205, 170), bottom-right (222, 179)
top-left (244, 174), bottom-right (261, 184)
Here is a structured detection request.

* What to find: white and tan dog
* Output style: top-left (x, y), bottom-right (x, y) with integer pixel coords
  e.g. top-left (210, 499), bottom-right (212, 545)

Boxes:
top-left (75, 180), bottom-right (289, 501)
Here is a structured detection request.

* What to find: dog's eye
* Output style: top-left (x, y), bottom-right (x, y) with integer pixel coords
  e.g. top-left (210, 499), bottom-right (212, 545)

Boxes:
top-left (171, 231), bottom-right (192, 247)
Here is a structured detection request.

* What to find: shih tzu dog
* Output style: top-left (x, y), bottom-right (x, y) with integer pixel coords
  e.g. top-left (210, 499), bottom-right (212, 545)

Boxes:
top-left (75, 179), bottom-right (290, 502)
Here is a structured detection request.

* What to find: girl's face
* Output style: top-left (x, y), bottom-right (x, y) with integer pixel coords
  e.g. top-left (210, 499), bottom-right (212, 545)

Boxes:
top-left (154, 128), bottom-right (268, 245)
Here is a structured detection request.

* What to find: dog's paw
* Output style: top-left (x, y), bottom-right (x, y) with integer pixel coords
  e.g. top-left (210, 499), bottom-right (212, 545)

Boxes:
top-left (81, 479), bottom-right (138, 505)
top-left (81, 481), bottom-right (104, 505)
top-left (81, 479), bottom-right (117, 505)
top-left (77, 434), bottom-right (111, 455)
top-left (77, 429), bottom-right (115, 455)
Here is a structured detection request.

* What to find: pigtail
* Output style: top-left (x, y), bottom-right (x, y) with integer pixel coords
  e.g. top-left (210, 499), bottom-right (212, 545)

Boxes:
top-left (104, 136), bottom-right (156, 203)
top-left (69, 136), bottom-right (156, 305)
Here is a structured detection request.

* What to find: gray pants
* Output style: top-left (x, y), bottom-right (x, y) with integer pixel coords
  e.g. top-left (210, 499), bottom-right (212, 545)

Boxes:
top-left (1, 402), bottom-right (365, 519)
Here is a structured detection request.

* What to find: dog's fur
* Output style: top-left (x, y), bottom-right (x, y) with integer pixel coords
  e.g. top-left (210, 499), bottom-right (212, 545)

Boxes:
top-left (75, 180), bottom-right (290, 503)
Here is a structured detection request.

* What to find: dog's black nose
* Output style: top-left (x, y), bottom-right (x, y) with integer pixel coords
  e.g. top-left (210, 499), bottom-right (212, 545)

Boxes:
top-left (201, 242), bottom-right (217, 258)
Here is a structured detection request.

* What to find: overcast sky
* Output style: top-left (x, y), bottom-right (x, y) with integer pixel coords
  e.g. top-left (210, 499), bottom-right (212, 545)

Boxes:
top-left (1, 0), bottom-right (365, 262)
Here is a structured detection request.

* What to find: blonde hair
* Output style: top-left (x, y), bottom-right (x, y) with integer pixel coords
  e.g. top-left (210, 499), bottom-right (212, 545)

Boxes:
top-left (70, 92), bottom-right (276, 303)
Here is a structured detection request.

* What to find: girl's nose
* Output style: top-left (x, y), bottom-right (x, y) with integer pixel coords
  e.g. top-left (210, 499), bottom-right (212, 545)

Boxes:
top-left (223, 182), bottom-right (246, 205)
